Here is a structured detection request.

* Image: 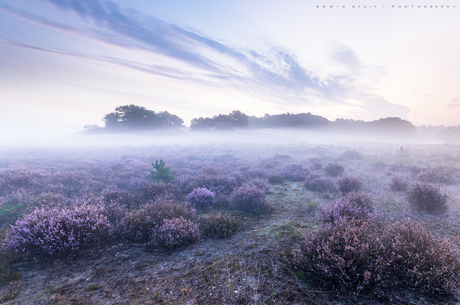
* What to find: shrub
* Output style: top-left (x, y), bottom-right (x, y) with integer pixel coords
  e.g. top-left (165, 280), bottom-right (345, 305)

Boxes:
top-left (121, 201), bottom-right (194, 243)
top-left (153, 217), bottom-right (200, 249)
top-left (417, 166), bottom-right (457, 185)
top-left (133, 182), bottom-right (179, 205)
top-left (321, 191), bottom-right (373, 224)
top-left (324, 163), bottom-right (344, 177)
top-left (309, 158), bottom-right (322, 171)
top-left (383, 219), bottom-right (460, 294)
top-left (179, 173), bottom-right (239, 195)
top-left (245, 178), bottom-right (270, 192)
top-left (199, 213), bottom-right (242, 238)
top-left (4, 203), bottom-right (110, 259)
top-left (304, 174), bottom-right (336, 193)
top-left (407, 182), bottom-right (447, 214)
top-left (231, 185), bottom-right (269, 213)
top-left (293, 218), bottom-right (387, 297)
top-left (341, 150), bottom-right (364, 160)
top-left (338, 176), bottom-right (362, 193)
top-left (187, 187), bottom-right (215, 209)
top-left (266, 171), bottom-right (284, 184)
top-left (282, 164), bottom-right (310, 182)
top-left (389, 175), bottom-right (409, 192)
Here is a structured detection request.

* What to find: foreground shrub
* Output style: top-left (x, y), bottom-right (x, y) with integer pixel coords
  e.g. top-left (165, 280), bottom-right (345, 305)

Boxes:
top-left (153, 217), bottom-right (200, 249)
top-left (383, 219), bottom-right (460, 294)
top-left (245, 178), bottom-right (270, 192)
top-left (407, 182), bottom-right (447, 214)
top-left (338, 176), bottom-right (362, 193)
top-left (199, 213), bottom-right (242, 238)
top-left (231, 185), bottom-right (269, 213)
top-left (304, 174), bottom-right (336, 193)
top-left (417, 166), bottom-right (457, 185)
top-left (294, 218), bottom-right (387, 297)
top-left (121, 201), bottom-right (194, 243)
top-left (389, 175), bottom-right (409, 192)
top-left (4, 204), bottom-right (110, 259)
top-left (324, 163), bottom-right (344, 177)
top-left (321, 191), bottom-right (373, 224)
top-left (187, 187), bottom-right (215, 209)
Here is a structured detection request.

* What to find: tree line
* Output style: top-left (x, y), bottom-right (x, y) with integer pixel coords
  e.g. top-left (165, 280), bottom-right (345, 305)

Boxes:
top-left (85, 104), bottom-right (419, 136)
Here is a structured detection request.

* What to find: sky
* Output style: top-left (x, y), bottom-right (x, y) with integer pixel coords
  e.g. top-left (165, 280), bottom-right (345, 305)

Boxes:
top-left (0, 0), bottom-right (459, 141)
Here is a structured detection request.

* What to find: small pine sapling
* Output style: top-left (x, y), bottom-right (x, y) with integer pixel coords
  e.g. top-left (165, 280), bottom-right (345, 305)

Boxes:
top-left (149, 160), bottom-right (175, 183)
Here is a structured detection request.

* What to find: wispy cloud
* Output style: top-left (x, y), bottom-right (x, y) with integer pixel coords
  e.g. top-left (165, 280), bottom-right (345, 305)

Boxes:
top-left (0, 0), bottom-right (410, 120)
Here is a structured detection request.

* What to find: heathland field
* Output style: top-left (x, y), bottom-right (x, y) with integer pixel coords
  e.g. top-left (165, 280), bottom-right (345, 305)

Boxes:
top-left (2, 137), bottom-right (460, 304)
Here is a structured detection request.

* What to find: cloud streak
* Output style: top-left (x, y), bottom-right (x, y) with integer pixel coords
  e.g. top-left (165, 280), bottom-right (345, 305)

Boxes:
top-left (0, 0), bottom-right (410, 119)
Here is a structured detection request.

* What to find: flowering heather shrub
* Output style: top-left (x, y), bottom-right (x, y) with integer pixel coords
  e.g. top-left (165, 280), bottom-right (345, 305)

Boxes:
top-left (304, 174), bottom-right (336, 193)
top-left (0, 168), bottom-right (44, 196)
top-left (245, 178), bottom-right (270, 192)
top-left (341, 149), bottom-right (364, 160)
top-left (389, 175), bottom-right (409, 192)
top-left (417, 166), bottom-right (457, 185)
top-left (321, 191), bottom-right (374, 224)
top-left (293, 218), bottom-right (387, 297)
top-left (103, 190), bottom-right (131, 207)
top-left (266, 171), bottom-right (284, 184)
top-left (4, 203), bottom-right (110, 259)
top-left (213, 194), bottom-right (231, 209)
top-left (407, 182), bottom-right (447, 214)
top-left (120, 201), bottom-right (194, 243)
top-left (187, 187), bottom-right (215, 209)
top-left (338, 176), bottom-right (363, 193)
top-left (324, 163), bottom-right (345, 177)
top-left (282, 164), bottom-right (310, 182)
top-left (231, 185), bottom-right (269, 213)
top-left (198, 213), bottom-right (242, 238)
top-left (153, 217), bottom-right (200, 249)
top-left (383, 219), bottom-right (460, 294)
top-left (133, 182), bottom-right (180, 205)
top-left (179, 173), bottom-right (239, 195)
top-left (309, 158), bottom-right (322, 171)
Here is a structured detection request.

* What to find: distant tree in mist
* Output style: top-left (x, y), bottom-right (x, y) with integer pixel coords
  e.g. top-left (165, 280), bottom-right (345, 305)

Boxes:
top-left (190, 110), bottom-right (249, 130)
top-left (248, 112), bottom-right (328, 129)
top-left (102, 105), bottom-right (184, 130)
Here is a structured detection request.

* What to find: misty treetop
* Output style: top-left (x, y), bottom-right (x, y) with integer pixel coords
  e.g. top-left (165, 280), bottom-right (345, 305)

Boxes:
top-left (103, 104), bottom-right (184, 130)
top-left (190, 110), bottom-right (249, 130)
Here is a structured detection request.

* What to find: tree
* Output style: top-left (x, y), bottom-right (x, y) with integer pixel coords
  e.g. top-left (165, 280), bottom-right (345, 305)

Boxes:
top-left (149, 160), bottom-right (175, 183)
top-left (102, 105), bottom-right (184, 130)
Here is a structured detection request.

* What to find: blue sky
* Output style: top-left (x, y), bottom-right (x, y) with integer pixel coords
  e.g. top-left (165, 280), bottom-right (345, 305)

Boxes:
top-left (1, 0), bottom-right (459, 140)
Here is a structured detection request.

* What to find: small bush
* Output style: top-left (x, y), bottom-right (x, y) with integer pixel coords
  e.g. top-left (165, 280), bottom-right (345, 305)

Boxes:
top-left (389, 175), bottom-right (409, 192)
top-left (341, 150), bottom-right (364, 160)
top-left (245, 178), bottom-right (270, 192)
top-left (383, 218), bottom-right (460, 294)
top-left (338, 176), bottom-right (362, 193)
top-left (266, 171), bottom-right (284, 184)
top-left (121, 201), bottom-right (194, 243)
top-left (282, 164), bottom-right (310, 182)
top-left (231, 185), bottom-right (269, 213)
top-left (417, 166), bottom-right (457, 185)
top-left (324, 163), bottom-right (344, 177)
top-left (309, 158), bottom-right (322, 171)
top-left (153, 217), bottom-right (200, 249)
top-left (134, 182), bottom-right (179, 205)
top-left (294, 218), bottom-right (387, 297)
top-left (407, 182), bottom-right (447, 214)
top-left (187, 187), bottom-right (215, 209)
top-left (199, 213), bottom-right (242, 238)
top-left (321, 191), bottom-right (373, 224)
top-left (304, 174), bottom-right (336, 193)
top-left (4, 203), bottom-right (110, 259)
